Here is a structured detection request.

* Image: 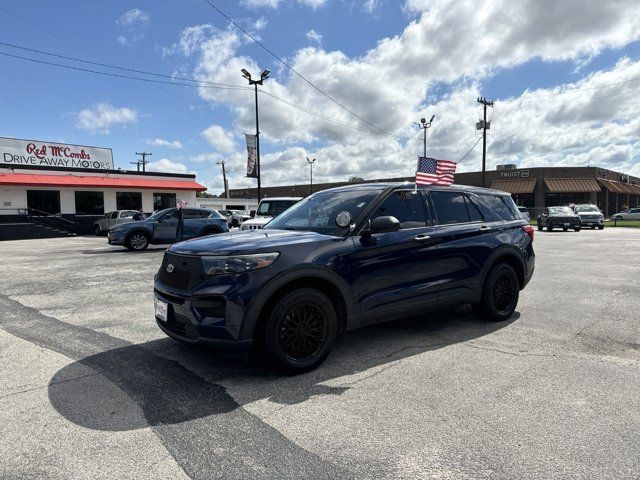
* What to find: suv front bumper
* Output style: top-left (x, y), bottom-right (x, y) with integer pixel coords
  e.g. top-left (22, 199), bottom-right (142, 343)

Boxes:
top-left (153, 283), bottom-right (253, 351)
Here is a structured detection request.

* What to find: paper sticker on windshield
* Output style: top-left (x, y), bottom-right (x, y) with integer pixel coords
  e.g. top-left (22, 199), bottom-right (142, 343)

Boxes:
top-left (356, 202), bottom-right (366, 208)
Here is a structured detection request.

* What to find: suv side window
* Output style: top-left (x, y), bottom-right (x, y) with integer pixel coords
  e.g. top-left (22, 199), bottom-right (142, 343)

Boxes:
top-left (183, 209), bottom-right (207, 219)
top-left (430, 191), bottom-right (472, 225)
top-left (110, 212), bottom-right (118, 219)
top-left (370, 190), bottom-right (427, 229)
top-left (476, 194), bottom-right (518, 221)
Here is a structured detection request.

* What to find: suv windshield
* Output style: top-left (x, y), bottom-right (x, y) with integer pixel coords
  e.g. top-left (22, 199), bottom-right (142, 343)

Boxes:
top-left (575, 205), bottom-right (599, 212)
top-left (548, 206), bottom-right (573, 214)
top-left (265, 189), bottom-right (380, 235)
top-left (257, 200), bottom-right (299, 217)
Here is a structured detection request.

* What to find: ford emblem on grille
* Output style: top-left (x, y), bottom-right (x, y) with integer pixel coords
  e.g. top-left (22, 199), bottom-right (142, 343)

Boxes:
top-left (166, 263), bottom-right (174, 273)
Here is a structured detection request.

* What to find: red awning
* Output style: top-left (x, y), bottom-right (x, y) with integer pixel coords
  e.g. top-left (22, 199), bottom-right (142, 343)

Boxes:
top-left (0, 173), bottom-right (206, 191)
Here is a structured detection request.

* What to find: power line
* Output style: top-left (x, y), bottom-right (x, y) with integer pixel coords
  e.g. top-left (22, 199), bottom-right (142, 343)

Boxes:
top-left (199, 0), bottom-right (403, 139)
top-left (260, 89), bottom-right (412, 140)
top-left (0, 41), bottom-right (248, 90)
top-left (0, 47), bottom-right (414, 140)
top-left (0, 50), bottom-right (252, 91)
top-left (456, 137), bottom-right (482, 163)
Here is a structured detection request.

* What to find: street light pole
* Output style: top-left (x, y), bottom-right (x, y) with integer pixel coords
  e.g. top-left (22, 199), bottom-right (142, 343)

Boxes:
top-left (306, 157), bottom-right (316, 195)
top-left (241, 68), bottom-right (270, 200)
top-left (413, 115), bottom-right (435, 158)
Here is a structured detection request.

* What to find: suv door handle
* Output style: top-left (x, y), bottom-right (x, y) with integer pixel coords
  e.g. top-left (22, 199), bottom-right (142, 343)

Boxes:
top-left (480, 225), bottom-right (491, 231)
top-left (413, 234), bottom-right (431, 241)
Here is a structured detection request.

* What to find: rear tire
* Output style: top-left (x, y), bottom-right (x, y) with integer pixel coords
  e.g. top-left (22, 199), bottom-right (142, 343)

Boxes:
top-left (547, 225), bottom-right (553, 231)
top-left (232, 219), bottom-right (239, 228)
top-left (262, 288), bottom-right (337, 374)
top-left (598, 225), bottom-right (604, 230)
top-left (126, 232), bottom-right (149, 251)
top-left (473, 263), bottom-right (519, 322)
top-left (563, 228), bottom-right (568, 231)
top-left (574, 227), bottom-right (581, 232)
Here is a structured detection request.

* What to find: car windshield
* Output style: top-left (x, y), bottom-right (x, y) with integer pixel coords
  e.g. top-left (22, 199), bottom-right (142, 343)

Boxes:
top-left (208, 210), bottom-right (225, 219)
top-left (257, 200), bottom-right (299, 217)
top-left (265, 189), bottom-right (380, 236)
top-left (575, 205), bottom-right (599, 212)
top-left (548, 206), bottom-right (573, 214)
top-left (146, 208), bottom-right (173, 221)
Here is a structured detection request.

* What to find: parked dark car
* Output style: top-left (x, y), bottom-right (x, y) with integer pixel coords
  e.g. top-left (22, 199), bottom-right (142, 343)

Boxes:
top-left (154, 183), bottom-right (535, 373)
top-left (537, 206), bottom-right (581, 232)
top-left (108, 207), bottom-right (229, 250)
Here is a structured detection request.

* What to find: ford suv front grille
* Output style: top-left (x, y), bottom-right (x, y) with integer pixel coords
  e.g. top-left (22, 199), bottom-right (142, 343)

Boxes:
top-left (157, 253), bottom-right (206, 292)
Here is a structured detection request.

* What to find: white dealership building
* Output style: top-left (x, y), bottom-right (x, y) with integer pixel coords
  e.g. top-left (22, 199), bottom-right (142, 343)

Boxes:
top-left (0, 136), bottom-right (206, 237)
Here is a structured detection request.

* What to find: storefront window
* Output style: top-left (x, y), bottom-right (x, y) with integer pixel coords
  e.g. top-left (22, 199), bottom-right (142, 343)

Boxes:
top-left (75, 191), bottom-right (104, 215)
top-left (153, 193), bottom-right (176, 210)
top-left (116, 192), bottom-right (142, 210)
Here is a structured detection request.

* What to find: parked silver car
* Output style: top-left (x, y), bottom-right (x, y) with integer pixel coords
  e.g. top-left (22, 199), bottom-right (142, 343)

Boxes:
top-left (93, 210), bottom-right (138, 235)
top-left (517, 206), bottom-right (530, 222)
top-left (612, 207), bottom-right (640, 221)
top-left (574, 204), bottom-right (604, 229)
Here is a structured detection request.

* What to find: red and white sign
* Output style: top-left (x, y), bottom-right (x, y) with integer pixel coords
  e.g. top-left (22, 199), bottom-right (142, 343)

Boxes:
top-left (0, 136), bottom-right (114, 171)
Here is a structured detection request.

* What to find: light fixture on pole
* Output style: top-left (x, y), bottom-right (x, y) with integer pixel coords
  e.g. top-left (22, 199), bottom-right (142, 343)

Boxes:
top-left (413, 114), bottom-right (435, 158)
top-left (241, 68), bottom-right (270, 200)
top-left (306, 157), bottom-right (316, 195)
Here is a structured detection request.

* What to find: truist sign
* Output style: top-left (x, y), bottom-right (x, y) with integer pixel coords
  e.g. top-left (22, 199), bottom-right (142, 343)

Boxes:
top-left (0, 136), bottom-right (114, 171)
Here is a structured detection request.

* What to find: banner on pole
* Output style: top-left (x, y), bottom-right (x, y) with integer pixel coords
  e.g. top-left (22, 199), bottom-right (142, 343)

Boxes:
top-left (245, 134), bottom-right (258, 178)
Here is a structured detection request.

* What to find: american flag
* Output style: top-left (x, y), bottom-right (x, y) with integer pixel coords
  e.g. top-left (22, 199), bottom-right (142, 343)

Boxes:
top-left (177, 199), bottom-right (188, 208)
top-left (415, 157), bottom-right (457, 186)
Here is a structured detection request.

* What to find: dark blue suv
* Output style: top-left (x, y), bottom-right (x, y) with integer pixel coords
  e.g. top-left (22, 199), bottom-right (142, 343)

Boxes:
top-left (154, 183), bottom-right (535, 372)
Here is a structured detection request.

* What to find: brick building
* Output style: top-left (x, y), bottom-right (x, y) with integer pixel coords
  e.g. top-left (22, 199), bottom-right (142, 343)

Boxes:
top-left (229, 165), bottom-right (640, 217)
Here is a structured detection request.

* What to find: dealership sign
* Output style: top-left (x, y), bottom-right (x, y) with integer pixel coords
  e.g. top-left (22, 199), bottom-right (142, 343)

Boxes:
top-left (0, 137), bottom-right (114, 171)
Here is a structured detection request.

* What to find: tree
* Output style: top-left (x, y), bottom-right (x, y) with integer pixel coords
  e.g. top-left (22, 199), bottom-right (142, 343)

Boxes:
top-left (348, 176), bottom-right (365, 183)
top-left (196, 191), bottom-right (216, 198)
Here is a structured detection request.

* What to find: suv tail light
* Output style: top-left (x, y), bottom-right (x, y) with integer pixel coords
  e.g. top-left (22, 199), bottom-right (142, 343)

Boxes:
top-left (522, 225), bottom-right (534, 242)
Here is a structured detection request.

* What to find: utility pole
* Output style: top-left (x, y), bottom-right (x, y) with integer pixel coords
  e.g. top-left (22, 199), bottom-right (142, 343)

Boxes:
top-left (413, 115), bottom-right (435, 158)
top-left (216, 160), bottom-right (229, 199)
top-left (476, 97), bottom-right (494, 187)
top-left (135, 152), bottom-right (152, 173)
top-left (241, 68), bottom-right (270, 200)
top-left (130, 160), bottom-right (141, 172)
top-left (306, 157), bottom-right (316, 195)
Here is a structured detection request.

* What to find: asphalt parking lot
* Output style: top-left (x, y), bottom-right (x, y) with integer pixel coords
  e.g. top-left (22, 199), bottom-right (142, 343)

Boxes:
top-left (1, 229), bottom-right (639, 480)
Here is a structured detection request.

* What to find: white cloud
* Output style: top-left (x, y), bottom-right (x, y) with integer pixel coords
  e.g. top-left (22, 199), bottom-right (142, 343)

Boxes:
top-left (201, 124), bottom-right (237, 154)
top-left (306, 30), bottom-right (323, 45)
top-left (75, 103), bottom-right (138, 134)
top-left (241, 0), bottom-right (327, 9)
top-left (116, 8), bottom-right (149, 27)
top-left (253, 17), bottom-right (268, 31)
top-left (146, 158), bottom-right (189, 173)
top-left (172, 0), bottom-right (640, 185)
top-left (147, 138), bottom-right (183, 149)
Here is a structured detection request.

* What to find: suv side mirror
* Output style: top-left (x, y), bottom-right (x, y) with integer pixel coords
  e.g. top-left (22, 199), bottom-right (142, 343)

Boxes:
top-left (370, 216), bottom-right (400, 234)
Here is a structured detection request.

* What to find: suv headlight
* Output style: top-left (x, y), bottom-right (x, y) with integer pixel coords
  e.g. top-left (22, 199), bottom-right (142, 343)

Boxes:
top-left (202, 253), bottom-right (279, 275)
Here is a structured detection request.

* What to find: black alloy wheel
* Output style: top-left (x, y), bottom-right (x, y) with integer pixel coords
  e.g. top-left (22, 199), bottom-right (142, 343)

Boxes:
top-left (126, 232), bottom-right (149, 251)
top-left (473, 263), bottom-right (519, 322)
top-left (263, 288), bottom-right (337, 373)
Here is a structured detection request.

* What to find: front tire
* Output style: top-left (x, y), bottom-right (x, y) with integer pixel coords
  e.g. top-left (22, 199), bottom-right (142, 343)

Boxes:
top-left (126, 232), bottom-right (149, 251)
top-left (473, 263), bottom-right (519, 322)
top-left (262, 288), bottom-right (337, 373)
top-left (574, 227), bottom-right (581, 232)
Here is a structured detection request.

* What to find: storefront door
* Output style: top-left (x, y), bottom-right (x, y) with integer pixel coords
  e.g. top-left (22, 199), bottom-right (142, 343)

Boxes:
top-left (27, 190), bottom-right (61, 214)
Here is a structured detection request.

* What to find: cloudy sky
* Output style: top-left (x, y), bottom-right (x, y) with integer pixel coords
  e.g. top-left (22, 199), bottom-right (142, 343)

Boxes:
top-left (1, 1), bottom-right (639, 194)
